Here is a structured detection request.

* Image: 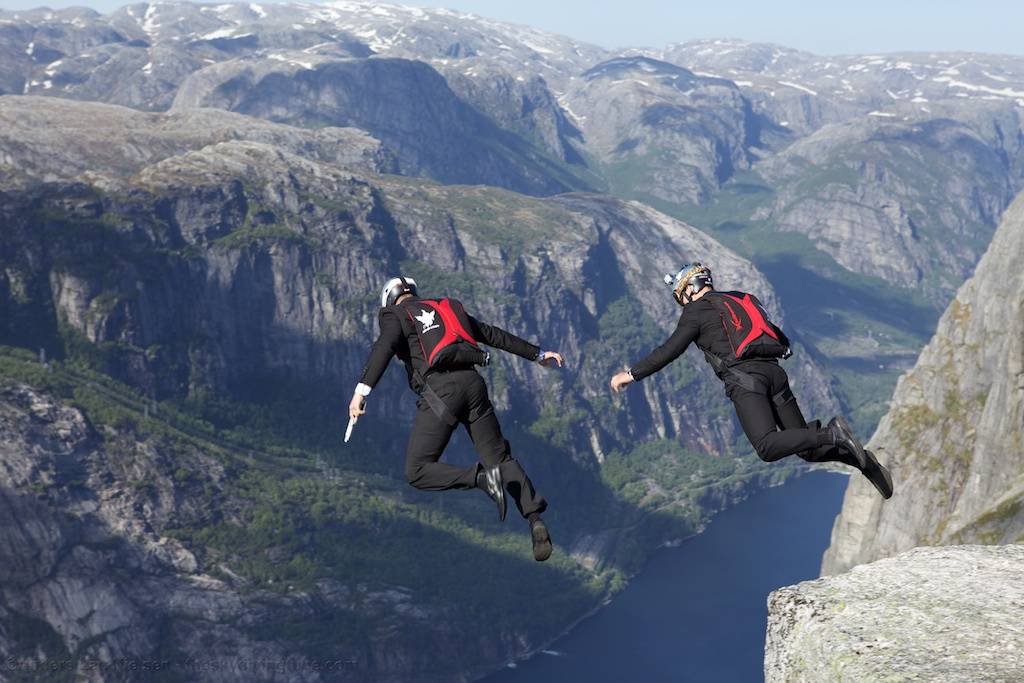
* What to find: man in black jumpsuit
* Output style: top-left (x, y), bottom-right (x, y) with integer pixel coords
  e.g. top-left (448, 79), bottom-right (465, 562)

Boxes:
top-left (348, 276), bottom-right (564, 561)
top-left (610, 263), bottom-right (893, 498)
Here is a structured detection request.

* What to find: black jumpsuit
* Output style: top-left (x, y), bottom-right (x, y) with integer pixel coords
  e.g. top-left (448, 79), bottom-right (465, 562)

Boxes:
top-left (630, 294), bottom-right (859, 467)
top-left (357, 296), bottom-right (547, 519)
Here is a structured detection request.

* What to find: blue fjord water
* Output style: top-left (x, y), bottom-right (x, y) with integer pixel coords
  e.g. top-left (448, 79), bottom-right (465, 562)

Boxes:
top-left (488, 471), bottom-right (848, 683)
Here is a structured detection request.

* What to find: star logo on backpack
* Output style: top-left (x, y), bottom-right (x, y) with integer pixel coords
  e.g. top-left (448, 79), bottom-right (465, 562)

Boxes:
top-left (415, 309), bottom-right (440, 333)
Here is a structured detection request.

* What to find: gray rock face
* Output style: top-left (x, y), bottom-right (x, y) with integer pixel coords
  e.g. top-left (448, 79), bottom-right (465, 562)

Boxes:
top-left (171, 55), bottom-right (584, 195)
top-left (0, 379), bottom-right (560, 682)
top-left (0, 381), bottom-right (259, 680)
top-left (765, 545), bottom-right (1024, 683)
top-left (754, 113), bottom-right (1019, 295)
top-left (561, 56), bottom-right (754, 204)
top-left (822, 190), bottom-right (1024, 575)
top-left (438, 60), bottom-right (585, 166)
top-left (1, 1), bottom-right (606, 198)
top-left (641, 40), bottom-right (1024, 301)
top-left (0, 95), bottom-right (392, 181)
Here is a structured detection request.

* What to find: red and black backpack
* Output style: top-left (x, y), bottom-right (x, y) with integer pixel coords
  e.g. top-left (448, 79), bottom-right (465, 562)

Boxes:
top-left (399, 298), bottom-right (488, 372)
top-left (706, 291), bottom-right (789, 363)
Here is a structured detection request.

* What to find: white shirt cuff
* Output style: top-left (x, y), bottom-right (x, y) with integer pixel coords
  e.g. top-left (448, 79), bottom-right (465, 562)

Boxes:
top-left (355, 383), bottom-right (372, 397)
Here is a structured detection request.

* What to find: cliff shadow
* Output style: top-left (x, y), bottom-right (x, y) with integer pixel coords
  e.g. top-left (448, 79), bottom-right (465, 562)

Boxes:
top-left (754, 252), bottom-right (940, 342)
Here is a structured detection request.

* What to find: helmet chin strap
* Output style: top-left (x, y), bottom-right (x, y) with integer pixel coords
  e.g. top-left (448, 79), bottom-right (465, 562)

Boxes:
top-left (675, 284), bottom-right (693, 306)
top-left (395, 276), bottom-right (416, 303)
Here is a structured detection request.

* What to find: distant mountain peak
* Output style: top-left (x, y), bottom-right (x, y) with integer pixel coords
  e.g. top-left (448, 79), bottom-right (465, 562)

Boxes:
top-left (583, 55), bottom-right (691, 79)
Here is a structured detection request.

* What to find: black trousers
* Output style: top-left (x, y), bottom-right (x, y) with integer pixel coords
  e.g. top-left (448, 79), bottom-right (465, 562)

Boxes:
top-left (405, 369), bottom-right (547, 519)
top-left (726, 361), bottom-right (860, 468)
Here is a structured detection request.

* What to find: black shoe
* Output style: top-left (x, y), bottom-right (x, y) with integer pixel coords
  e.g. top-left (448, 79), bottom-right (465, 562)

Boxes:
top-left (862, 450), bottom-right (894, 499)
top-left (477, 465), bottom-right (507, 522)
top-left (827, 416), bottom-right (868, 470)
top-left (530, 517), bottom-right (553, 562)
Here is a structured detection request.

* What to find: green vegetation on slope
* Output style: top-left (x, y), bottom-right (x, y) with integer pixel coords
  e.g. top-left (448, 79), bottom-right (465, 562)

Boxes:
top-left (602, 439), bottom-right (794, 511)
top-left (0, 345), bottom-right (618, 651)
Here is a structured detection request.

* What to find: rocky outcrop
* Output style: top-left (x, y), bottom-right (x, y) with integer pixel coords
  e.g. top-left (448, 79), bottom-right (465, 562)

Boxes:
top-left (822, 190), bottom-right (1024, 575)
top-left (0, 381), bottom-right (269, 681)
top-left (765, 545), bottom-right (1024, 683)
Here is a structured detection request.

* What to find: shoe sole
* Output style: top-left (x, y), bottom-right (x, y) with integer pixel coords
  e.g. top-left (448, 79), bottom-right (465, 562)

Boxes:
top-left (532, 523), bottom-right (553, 562)
top-left (864, 451), bottom-right (894, 499)
top-left (834, 416), bottom-right (868, 470)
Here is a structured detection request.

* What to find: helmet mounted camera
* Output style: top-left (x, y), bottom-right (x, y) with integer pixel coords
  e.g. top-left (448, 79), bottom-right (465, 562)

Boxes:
top-left (664, 263), bottom-right (713, 305)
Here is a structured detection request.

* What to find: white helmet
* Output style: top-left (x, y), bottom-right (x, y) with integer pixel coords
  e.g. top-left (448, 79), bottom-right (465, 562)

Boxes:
top-left (380, 276), bottom-right (418, 308)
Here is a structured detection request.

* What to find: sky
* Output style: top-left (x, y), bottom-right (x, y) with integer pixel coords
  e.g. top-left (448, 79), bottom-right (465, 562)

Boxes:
top-left (0, 0), bottom-right (1020, 56)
